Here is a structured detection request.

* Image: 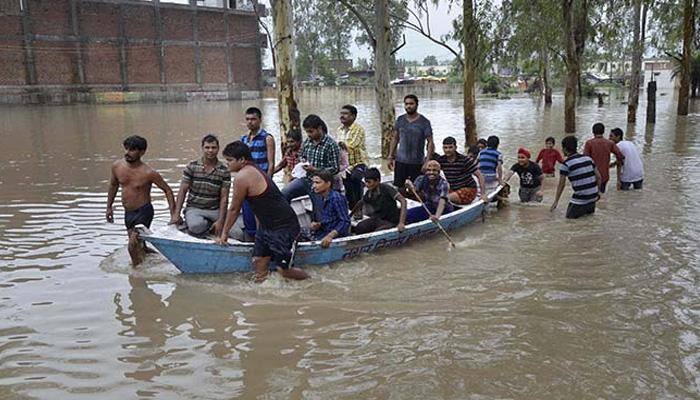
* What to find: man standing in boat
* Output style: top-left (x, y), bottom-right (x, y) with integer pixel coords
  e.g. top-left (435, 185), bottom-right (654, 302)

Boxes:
top-left (106, 135), bottom-right (177, 266)
top-left (388, 94), bottom-right (435, 188)
top-left (216, 141), bottom-right (309, 283)
top-left (335, 104), bottom-right (368, 211)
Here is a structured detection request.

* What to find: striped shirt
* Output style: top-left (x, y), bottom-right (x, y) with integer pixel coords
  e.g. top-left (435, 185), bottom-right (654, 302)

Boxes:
top-left (182, 159), bottom-right (231, 210)
top-left (560, 153), bottom-right (599, 205)
top-left (478, 148), bottom-right (502, 181)
top-left (335, 123), bottom-right (369, 167)
top-left (301, 134), bottom-right (340, 177)
top-left (434, 152), bottom-right (479, 190)
top-left (241, 129), bottom-right (271, 172)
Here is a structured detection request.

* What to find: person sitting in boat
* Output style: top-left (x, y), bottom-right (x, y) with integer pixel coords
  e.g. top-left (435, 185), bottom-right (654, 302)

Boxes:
top-left (171, 134), bottom-right (239, 238)
top-left (281, 115), bottom-right (341, 221)
top-left (350, 168), bottom-right (407, 234)
top-left (433, 136), bottom-right (488, 205)
top-left (405, 160), bottom-right (453, 224)
top-left (309, 171), bottom-right (351, 248)
top-left (272, 125), bottom-right (302, 181)
top-left (216, 141), bottom-right (309, 283)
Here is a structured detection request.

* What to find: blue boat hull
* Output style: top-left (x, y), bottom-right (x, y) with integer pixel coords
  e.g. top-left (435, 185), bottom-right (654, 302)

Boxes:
top-left (139, 190), bottom-right (498, 274)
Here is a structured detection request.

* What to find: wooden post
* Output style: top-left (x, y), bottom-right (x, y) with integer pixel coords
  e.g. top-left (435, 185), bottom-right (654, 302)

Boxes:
top-left (646, 80), bottom-right (656, 124)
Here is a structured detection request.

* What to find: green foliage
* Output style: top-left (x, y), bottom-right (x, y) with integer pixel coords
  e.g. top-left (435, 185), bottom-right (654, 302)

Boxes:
top-left (480, 73), bottom-right (502, 93)
top-left (294, 0), bottom-right (352, 82)
top-left (423, 55), bottom-right (438, 65)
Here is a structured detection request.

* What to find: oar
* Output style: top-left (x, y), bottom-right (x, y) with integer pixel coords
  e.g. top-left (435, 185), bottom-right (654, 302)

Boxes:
top-left (408, 185), bottom-right (456, 248)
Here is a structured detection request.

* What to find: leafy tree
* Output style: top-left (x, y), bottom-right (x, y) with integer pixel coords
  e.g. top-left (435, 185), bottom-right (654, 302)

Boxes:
top-left (294, 0), bottom-right (353, 81)
top-left (423, 55), bottom-right (438, 65)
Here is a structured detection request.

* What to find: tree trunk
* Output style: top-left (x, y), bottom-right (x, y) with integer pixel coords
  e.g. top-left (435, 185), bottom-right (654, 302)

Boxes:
top-left (563, 0), bottom-right (587, 133)
top-left (677, 0), bottom-right (695, 116)
top-left (540, 46), bottom-right (552, 104)
top-left (463, 0), bottom-right (477, 146)
top-left (627, 0), bottom-right (644, 123)
top-left (374, 0), bottom-right (395, 158)
top-left (271, 0), bottom-right (296, 138)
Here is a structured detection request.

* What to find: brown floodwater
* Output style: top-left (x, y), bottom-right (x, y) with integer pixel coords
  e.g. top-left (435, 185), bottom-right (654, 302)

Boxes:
top-left (0, 89), bottom-right (698, 399)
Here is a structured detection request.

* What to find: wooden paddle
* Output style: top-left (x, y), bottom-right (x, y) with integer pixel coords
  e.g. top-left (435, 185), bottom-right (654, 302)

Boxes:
top-left (408, 185), bottom-right (456, 248)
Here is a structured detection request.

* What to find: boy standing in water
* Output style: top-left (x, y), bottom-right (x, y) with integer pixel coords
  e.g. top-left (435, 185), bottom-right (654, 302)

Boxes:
top-left (551, 136), bottom-right (601, 219)
top-left (106, 135), bottom-right (177, 266)
top-left (583, 122), bottom-right (624, 193)
top-left (504, 147), bottom-right (544, 203)
top-left (536, 137), bottom-right (564, 177)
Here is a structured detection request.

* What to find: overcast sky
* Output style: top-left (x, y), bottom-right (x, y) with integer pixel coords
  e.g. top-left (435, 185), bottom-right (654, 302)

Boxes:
top-left (258, 0), bottom-right (462, 68)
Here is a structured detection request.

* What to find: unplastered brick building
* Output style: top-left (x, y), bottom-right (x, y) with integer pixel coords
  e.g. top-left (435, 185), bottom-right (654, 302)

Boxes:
top-left (0, 0), bottom-right (264, 104)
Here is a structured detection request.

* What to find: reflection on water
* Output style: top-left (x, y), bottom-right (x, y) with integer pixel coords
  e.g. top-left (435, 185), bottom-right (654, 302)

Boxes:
top-left (0, 90), bottom-right (699, 398)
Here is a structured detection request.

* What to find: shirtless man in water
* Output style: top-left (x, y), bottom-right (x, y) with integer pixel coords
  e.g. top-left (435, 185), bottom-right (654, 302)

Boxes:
top-left (106, 135), bottom-right (176, 266)
top-left (216, 141), bottom-right (309, 283)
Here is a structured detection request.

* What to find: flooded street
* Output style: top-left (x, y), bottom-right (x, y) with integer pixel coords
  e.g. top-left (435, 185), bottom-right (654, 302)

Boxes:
top-left (1, 90), bottom-right (698, 399)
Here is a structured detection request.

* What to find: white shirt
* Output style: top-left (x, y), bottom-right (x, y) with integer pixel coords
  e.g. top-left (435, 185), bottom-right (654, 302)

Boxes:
top-left (616, 140), bottom-right (644, 182)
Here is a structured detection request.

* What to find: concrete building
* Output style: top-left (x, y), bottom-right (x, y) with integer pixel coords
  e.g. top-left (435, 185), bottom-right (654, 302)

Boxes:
top-left (0, 0), bottom-right (264, 104)
top-left (643, 58), bottom-right (679, 92)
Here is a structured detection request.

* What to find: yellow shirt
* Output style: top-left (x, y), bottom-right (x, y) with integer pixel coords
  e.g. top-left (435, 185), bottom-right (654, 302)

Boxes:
top-left (335, 122), bottom-right (368, 167)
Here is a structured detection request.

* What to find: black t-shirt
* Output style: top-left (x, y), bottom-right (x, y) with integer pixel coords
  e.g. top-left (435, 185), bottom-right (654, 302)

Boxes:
top-left (362, 183), bottom-right (400, 224)
top-left (510, 161), bottom-right (543, 188)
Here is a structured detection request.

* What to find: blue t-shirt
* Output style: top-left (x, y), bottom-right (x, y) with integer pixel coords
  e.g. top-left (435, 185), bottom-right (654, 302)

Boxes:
top-left (241, 129), bottom-right (271, 172)
top-left (395, 114), bottom-right (432, 164)
top-left (478, 148), bottom-right (502, 181)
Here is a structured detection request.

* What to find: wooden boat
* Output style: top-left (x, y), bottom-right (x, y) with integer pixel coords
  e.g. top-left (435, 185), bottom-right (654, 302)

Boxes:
top-left (136, 186), bottom-right (502, 274)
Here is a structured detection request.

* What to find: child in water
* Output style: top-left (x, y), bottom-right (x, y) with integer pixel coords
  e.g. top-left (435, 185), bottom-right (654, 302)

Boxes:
top-left (536, 136), bottom-right (564, 177)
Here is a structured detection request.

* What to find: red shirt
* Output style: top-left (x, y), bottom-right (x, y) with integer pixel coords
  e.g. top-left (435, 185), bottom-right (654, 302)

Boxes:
top-left (583, 136), bottom-right (624, 183)
top-left (536, 148), bottom-right (564, 174)
top-left (284, 147), bottom-right (300, 172)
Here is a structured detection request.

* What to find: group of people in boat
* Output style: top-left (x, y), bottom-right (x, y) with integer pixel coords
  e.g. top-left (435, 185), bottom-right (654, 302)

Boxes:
top-left (106, 93), bottom-right (644, 281)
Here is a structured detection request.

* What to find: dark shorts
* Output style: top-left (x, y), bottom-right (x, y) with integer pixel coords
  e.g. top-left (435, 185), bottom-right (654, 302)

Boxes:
top-left (599, 180), bottom-right (608, 193)
top-left (393, 161), bottom-right (423, 187)
top-left (253, 225), bottom-right (300, 269)
top-left (566, 202), bottom-right (596, 219)
top-left (352, 217), bottom-right (396, 234)
top-left (124, 203), bottom-right (154, 230)
top-left (620, 179), bottom-right (643, 190)
top-left (519, 186), bottom-right (543, 203)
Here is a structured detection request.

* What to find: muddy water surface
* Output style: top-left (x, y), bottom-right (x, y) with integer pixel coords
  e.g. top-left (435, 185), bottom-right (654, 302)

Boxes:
top-left (0, 90), bottom-right (698, 399)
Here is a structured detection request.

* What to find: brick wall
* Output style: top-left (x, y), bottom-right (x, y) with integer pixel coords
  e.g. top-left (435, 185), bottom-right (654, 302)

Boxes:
top-left (127, 45), bottom-right (159, 84)
top-left (0, 40), bottom-right (25, 85)
top-left (0, 0), bottom-right (262, 96)
top-left (84, 43), bottom-right (120, 84)
top-left (34, 41), bottom-right (77, 85)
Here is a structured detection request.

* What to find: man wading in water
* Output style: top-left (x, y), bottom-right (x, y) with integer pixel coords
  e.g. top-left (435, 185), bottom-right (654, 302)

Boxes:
top-left (106, 135), bottom-right (177, 266)
top-left (216, 141), bottom-right (309, 283)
